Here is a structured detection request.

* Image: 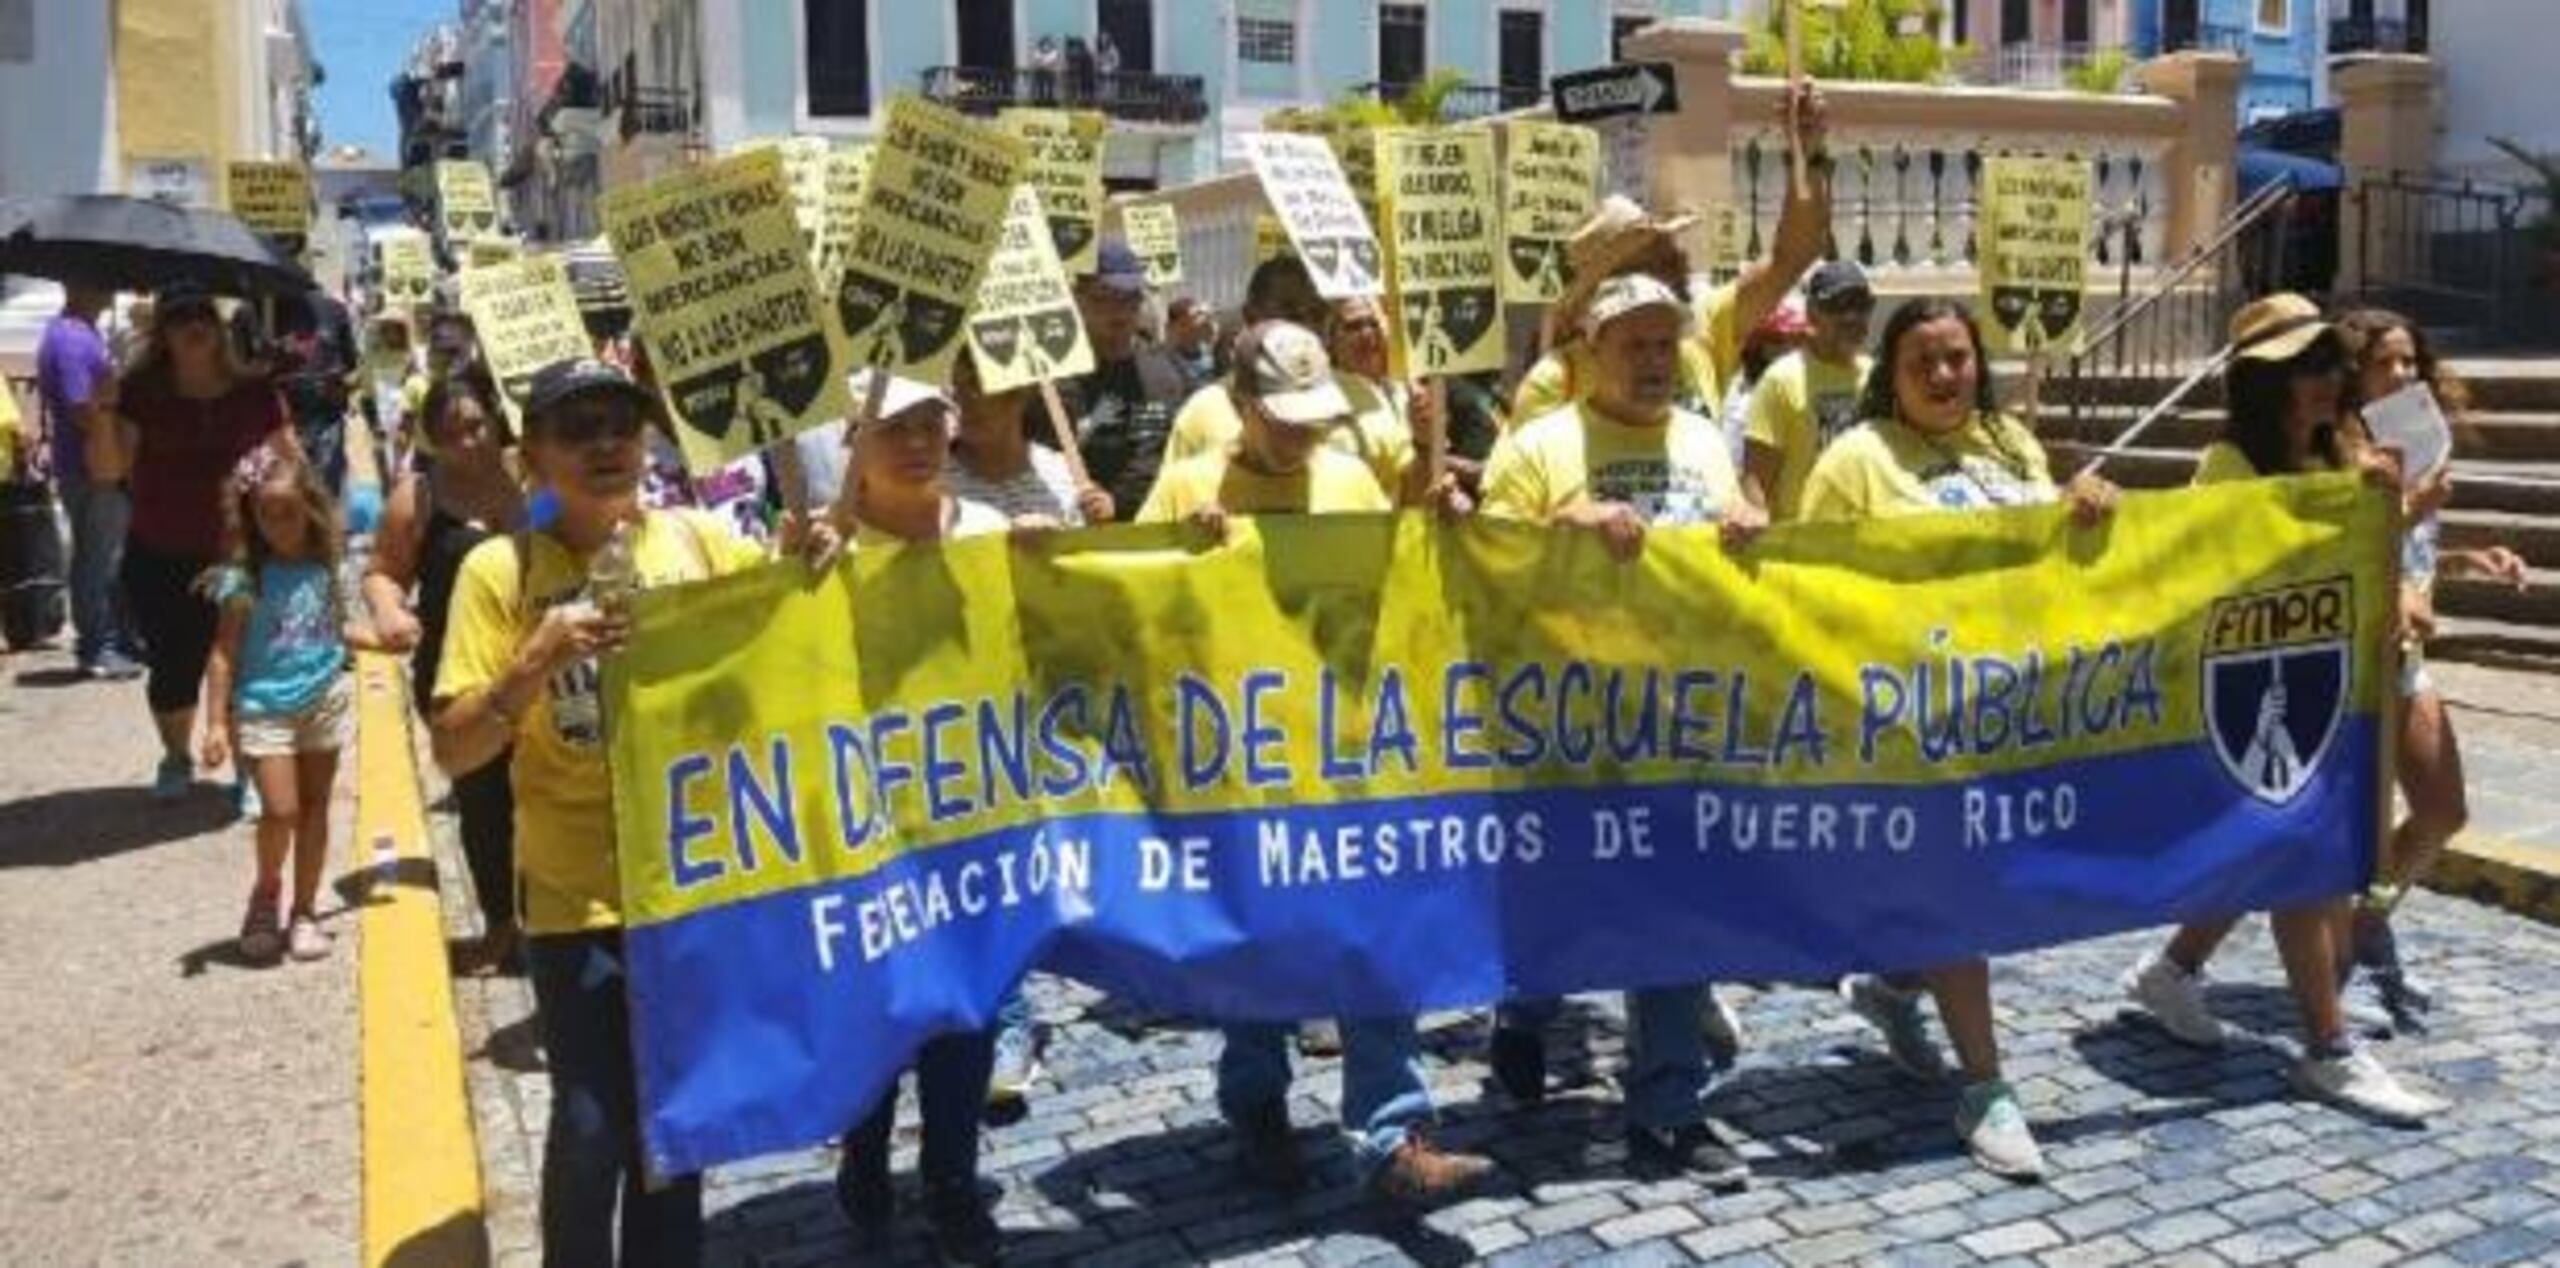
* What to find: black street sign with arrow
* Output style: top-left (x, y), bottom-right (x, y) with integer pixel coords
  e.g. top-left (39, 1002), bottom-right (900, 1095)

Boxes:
top-left (1548, 62), bottom-right (1680, 124)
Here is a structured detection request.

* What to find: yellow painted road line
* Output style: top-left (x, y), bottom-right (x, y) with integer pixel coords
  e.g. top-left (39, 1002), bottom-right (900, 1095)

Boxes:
top-left (354, 651), bottom-right (488, 1265)
top-left (2432, 830), bottom-right (2560, 928)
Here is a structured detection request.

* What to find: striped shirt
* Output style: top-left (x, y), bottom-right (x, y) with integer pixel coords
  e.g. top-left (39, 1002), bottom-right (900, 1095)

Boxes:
top-left (944, 444), bottom-right (1084, 526)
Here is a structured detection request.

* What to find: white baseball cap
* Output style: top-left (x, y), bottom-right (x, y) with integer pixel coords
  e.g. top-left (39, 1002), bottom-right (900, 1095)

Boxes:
top-left (847, 369), bottom-right (956, 430)
top-left (1580, 274), bottom-right (1691, 338)
top-left (1235, 320), bottom-right (1352, 428)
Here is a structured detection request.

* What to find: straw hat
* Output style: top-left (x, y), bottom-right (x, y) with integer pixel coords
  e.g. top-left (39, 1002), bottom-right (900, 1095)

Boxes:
top-left (2228, 292), bottom-right (2331, 363)
top-left (1550, 195), bottom-right (1699, 339)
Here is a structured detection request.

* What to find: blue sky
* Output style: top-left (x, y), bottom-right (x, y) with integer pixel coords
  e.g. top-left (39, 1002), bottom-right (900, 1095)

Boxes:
top-left (307, 0), bottom-right (454, 162)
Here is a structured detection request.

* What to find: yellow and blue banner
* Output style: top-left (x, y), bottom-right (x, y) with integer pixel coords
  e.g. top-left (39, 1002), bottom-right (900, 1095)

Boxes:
top-left (606, 475), bottom-right (2392, 1176)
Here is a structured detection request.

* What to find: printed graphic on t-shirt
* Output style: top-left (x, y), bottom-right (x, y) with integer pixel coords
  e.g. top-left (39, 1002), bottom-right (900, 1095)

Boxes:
top-left (1918, 458), bottom-right (2044, 510)
top-left (1812, 389), bottom-right (1862, 447)
top-left (1594, 458), bottom-right (1724, 526)
top-left (269, 575), bottom-right (336, 656)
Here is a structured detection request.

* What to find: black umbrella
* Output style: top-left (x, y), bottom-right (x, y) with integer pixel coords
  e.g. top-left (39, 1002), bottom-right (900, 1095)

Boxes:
top-left (0, 194), bottom-right (311, 298)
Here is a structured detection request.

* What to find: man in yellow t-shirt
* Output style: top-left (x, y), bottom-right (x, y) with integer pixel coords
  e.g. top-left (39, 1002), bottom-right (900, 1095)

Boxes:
top-left (1137, 320), bottom-right (1493, 1207)
top-left (1138, 321), bottom-right (1392, 525)
top-left (1477, 273), bottom-right (1765, 1185)
top-left (1508, 82), bottom-right (1834, 427)
top-left (1744, 259), bottom-right (1876, 522)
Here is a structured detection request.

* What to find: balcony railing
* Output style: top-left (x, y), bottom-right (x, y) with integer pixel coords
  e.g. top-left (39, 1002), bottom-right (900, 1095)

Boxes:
top-left (1969, 44), bottom-right (2117, 90)
top-left (1352, 81), bottom-right (1543, 121)
top-left (619, 86), bottom-right (695, 142)
top-left (2329, 16), bottom-right (2425, 55)
top-left (919, 66), bottom-right (1208, 125)
top-left (2161, 22), bottom-right (2250, 54)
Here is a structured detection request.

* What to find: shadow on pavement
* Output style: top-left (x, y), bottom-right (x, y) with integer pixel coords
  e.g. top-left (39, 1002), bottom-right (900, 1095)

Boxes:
top-left (0, 784), bottom-right (234, 869)
top-left (175, 935), bottom-right (271, 978)
top-left (11, 667), bottom-right (87, 688)
top-left (1026, 1122), bottom-right (1479, 1264)
top-left (477, 1012), bottom-right (546, 1074)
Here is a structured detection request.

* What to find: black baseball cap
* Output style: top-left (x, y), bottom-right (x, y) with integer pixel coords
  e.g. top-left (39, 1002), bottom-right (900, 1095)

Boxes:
top-left (523, 357), bottom-right (660, 426)
top-left (1088, 238), bottom-right (1147, 296)
top-left (1806, 260), bottom-right (1874, 310)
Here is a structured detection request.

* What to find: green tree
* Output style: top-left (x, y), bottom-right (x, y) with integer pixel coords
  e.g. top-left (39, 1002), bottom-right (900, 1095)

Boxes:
top-left (1739, 0), bottom-right (1965, 85)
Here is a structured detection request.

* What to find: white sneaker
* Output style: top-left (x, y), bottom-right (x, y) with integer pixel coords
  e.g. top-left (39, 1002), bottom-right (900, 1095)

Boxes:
top-left (1956, 1079), bottom-right (2045, 1181)
top-left (1841, 975), bottom-right (1949, 1081)
top-left (2123, 952), bottom-right (2225, 1048)
top-left (2292, 1048), bottom-right (2447, 1124)
top-left (1701, 990), bottom-right (1744, 1067)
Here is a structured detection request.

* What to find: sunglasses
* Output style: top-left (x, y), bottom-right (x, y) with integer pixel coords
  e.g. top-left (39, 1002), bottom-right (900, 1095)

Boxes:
top-left (540, 399), bottom-right (646, 445)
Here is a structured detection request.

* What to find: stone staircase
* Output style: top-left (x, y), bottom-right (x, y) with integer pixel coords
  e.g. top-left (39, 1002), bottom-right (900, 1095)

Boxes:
top-left (2040, 361), bottom-right (2560, 670)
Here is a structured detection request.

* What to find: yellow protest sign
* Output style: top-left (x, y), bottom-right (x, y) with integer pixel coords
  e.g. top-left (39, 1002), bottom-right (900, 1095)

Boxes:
top-left (1120, 202), bottom-right (1182, 288)
top-left (1245, 132), bottom-right (1383, 300)
top-left (834, 96), bottom-right (1025, 382)
top-left (466, 236), bottom-right (525, 269)
top-left (1499, 121), bottom-right (1598, 304)
top-left (225, 161), bottom-right (309, 238)
top-left (997, 109), bottom-right (1106, 275)
top-left (1977, 154), bottom-right (2092, 356)
top-left (814, 143), bottom-right (874, 294)
top-left (1708, 204), bottom-right (1744, 274)
top-left (435, 159), bottom-right (500, 243)
top-left (966, 185), bottom-right (1096, 393)
top-left (730, 136), bottom-right (835, 276)
top-left (601, 148), bottom-right (852, 466)
top-left (1383, 128), bottom-right (1505, 377)
top-left (457, 254), bottom-right (594, 432)
top-left (379, 233), bottom-right (434, 308)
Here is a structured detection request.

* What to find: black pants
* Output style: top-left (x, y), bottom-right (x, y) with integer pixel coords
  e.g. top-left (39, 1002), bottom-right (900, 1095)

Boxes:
top-left (121, 541), bottom-right (216, 714)
top-left (452, 755), bottom-right (518, 930)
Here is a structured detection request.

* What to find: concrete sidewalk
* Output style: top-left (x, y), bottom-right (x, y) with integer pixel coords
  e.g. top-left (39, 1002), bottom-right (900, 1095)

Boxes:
top-left (0, 648), bottom-right (359, 1265)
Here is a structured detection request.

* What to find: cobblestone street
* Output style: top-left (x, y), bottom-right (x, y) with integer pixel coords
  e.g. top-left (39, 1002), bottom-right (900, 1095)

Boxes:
top-left (442, 677), bottom-right (2560, 1268)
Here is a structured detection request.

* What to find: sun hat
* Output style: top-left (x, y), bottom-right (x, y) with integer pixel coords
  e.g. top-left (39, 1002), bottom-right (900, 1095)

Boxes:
top-left (2229, 292), bottom-right (2332, 363)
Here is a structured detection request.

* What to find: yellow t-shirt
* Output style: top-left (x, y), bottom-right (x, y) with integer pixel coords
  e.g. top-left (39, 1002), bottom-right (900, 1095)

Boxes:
top-left (851, 496), bottom-right (1011, 549)
top-left (1508, 281), bottom-right (1744, 427)
top-left (1134, 447), bottom-right (1391, 523)
top-left (1163, 378), bottom-right (1415, 496)
top-left (433, 509), bottom-right (766, 934)
top-left (1798, 412), bottom-right (2056, 522)
top-left (1479, 401), bottom-right (1742, 527)
top-left (1744, 349), bottom-right (1874, 522)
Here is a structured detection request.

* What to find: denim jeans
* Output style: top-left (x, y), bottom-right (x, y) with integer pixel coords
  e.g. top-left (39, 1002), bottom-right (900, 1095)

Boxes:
top-left (1500, 985), bottom-right (1714, 1131)
top-left (1217, 1015), bottom-right (1433, 1183)
top-left (844, 1029), bottom-right (996, 1190)
top-left (57, 480), bottom-right (128, 664)
top-left (526, 932), bottom-right (703, 1268)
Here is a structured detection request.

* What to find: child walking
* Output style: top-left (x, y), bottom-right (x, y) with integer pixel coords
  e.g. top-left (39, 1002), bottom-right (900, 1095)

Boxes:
top-left (200, 440), bottom-right (380, 964)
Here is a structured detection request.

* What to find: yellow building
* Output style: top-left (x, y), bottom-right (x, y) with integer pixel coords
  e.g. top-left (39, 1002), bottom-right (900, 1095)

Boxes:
top-left (114, 0), bottom-right (316, 207)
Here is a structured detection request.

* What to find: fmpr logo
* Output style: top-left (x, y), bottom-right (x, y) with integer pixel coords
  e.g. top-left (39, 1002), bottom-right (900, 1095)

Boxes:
top-left (2202, 577), bottom-right (2353, 805)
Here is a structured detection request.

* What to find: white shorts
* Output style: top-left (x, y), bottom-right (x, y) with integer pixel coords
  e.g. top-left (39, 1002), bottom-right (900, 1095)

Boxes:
top-left (237, 675), bottom-right (354, 758)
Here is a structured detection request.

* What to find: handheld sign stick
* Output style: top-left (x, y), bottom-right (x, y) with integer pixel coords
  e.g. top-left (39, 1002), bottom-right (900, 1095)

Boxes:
top-left (767, 432), bottom-right (808, 520)
top-left (1036, 378), bottom-right (1097, 494)
top-left (827, 362), bottom-right (895, 529)
top-left (1422, 377), bottom-right (1448, 493)
top-left (2070, 346), bottom-right (2234, 483)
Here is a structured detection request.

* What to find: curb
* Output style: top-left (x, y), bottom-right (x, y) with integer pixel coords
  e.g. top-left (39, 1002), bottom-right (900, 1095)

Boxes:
top-left (353, 650), bottom-right (489, 1265)
top-left (2429, 831), bottom-right (2560, 927)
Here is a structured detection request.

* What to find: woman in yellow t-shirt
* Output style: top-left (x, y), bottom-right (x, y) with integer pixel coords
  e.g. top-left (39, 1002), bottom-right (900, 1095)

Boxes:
top-left (1800, 299), bottom-right (2116, 1183)
top-left (429, 358), bottom-right (833, 1266)
top-left (2119, 299), bottom-right (2457, 1128)
top-left (819, 371), bottom-right (1016, 1259)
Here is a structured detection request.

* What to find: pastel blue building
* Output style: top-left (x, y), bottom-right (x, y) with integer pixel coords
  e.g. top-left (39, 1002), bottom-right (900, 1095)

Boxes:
top-left (701, 1), bottom-right (1722, 188)
top-left (2125, 0), bottom-right (2323, 120)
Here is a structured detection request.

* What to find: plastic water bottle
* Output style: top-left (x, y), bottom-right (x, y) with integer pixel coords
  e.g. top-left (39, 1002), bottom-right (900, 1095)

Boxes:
top-left (588, 520), bottom-right (640, 620)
